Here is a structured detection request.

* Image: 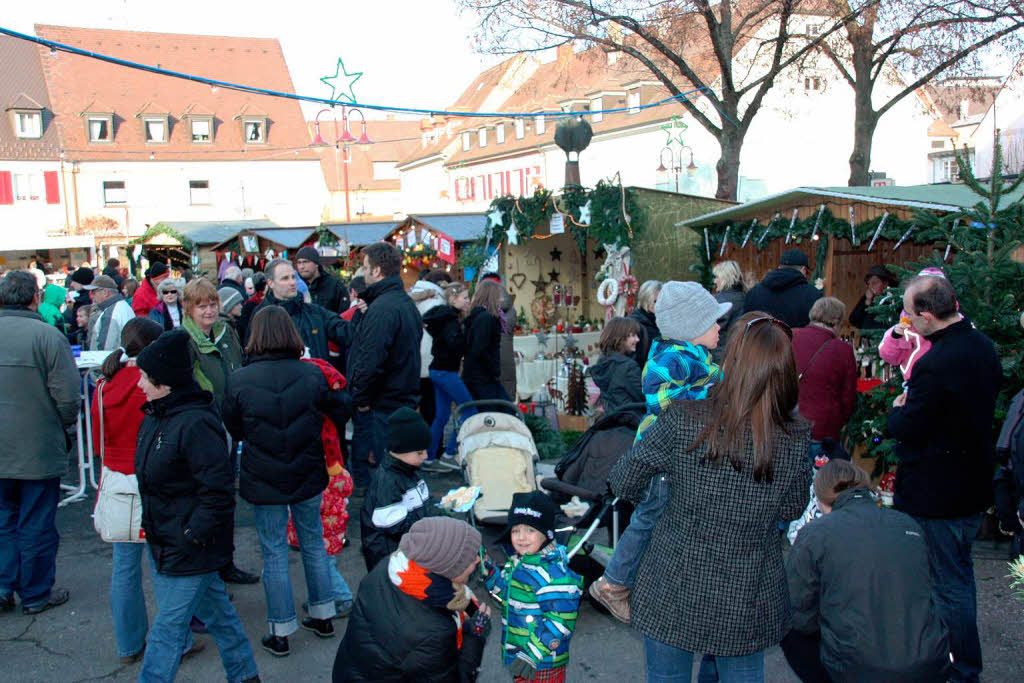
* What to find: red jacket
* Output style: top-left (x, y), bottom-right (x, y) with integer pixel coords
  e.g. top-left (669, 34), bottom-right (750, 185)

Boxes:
top-left (90, 365), bottom-right (147, 474)
top-left (793, 325), bottom-right (857, 441)
top-left (131, 278), bottom-right (160, 317)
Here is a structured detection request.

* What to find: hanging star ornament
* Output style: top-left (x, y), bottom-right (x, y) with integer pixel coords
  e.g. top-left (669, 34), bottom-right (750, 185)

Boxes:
top-left (320, 58), bottom-right (363, 105)
top-left (549, 247), bottom-right (562, 262)
top-left (578, 200), bottom-right (592, 225)
top-left (506, 225), bottom-right (519, 246)
top-left (535, 331), bottom-right (549, 348)
top-left (531, 276), bottom-right (548, 294)
top-left (548, 269), bottom-right (560, 283)
top-left (488, 207), bottom-right (505, 228)
top-left (660, 115), bottom-right (688, 146)
top-left (562, 332), bottom-right (578, 353)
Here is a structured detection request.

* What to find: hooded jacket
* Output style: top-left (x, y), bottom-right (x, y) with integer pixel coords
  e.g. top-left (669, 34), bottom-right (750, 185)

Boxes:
top-left (787, 489), bottom-right (950, 682)
top-left (461, 306), bottom-right (501, 388)
top-left (91, 364), bottom-right (147, 474)
top-left (410, 280), bottom-right (445, 379)
top-left (423, 304), bottom-right (466, 372)
top-left (346, 275), bottom-right (422, 412)
top-left (588, 351), bottom-right (643, 415)
top-left (743, 267), bottom-right (822, 328)
top-left (713, 284), bottom-right (745, 363)
top-left (304, 265), bottom-right (349, 314)
top-left (254, 290), bottom-right (353, 363)
top-left (39, 284), bottom-right (68, 334)
top-left (627, 307), bottom-right (659, 367)
top-left (89, 293), bottom-right (135, 352)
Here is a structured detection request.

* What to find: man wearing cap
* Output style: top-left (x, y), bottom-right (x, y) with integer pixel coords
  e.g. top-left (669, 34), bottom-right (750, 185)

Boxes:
top-left (132, 262), bottom-right (170, 318)
top-left (86, 275), bottom-right (136, 351)
top-left (217, 286), bottom-right (244, 330)
top-left (219, 265), bottom-right (247, 303)
top-left (743, 248), bottom-right (822, 328)
top-left (295, 246), bottom-right (349, 314)
top-left (849, 264), bottom-right (897, 329)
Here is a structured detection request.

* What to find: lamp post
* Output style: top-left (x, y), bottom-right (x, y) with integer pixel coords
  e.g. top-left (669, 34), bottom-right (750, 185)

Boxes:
top-left (655, 144), bottom-right (697, 193)
top-left (312, 107), bottom-right (373, 221)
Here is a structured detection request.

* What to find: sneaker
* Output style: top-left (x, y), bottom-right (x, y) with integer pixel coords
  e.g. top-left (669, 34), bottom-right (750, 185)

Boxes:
top-left (301, 617), bottom-right (335, 638)
top-left (588, 576), bottom-right (631, 624)
top-left (420, 460), bottom-right (446, 473)
top-left (261, 634), bottom-right (289, 657)
top-left (0, 594), bottom-right (14, 613)
top-left (119, 644), bottom-right (145, 665)
top-left (220, 564), bottom-right (260, 585)
top-left (437, 454), bottom-right (461, 471)
top-left (22, 587), bottom-right (69, 615)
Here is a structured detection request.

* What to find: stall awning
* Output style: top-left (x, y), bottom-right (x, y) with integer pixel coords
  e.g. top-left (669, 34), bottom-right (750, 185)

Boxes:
top-left (408, 213), bottom-right (486, 242)
top-left (212, 227), bottom-right (316, 251)
top-left (138, 219), bottom-right (280, 248)
top-left (323, 221), bottom-right (399, 246)
top-left (0, 233), bottom-right (95, 252)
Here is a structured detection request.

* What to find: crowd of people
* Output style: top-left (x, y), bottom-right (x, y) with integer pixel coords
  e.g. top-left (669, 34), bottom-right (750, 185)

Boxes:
top-left (0, 241), bottom-right (1013, 683)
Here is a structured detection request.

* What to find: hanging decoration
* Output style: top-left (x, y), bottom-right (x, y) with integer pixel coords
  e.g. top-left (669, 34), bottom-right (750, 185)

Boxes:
top-left (740, 219), bottom-right (756, 248)
top-left (719, 225), bottom-right (730, 257)
top-left (578, 200), bottom-right (592, 225)
top-left (549, 247), bottom-right (562, 262)
top-left (510, 272), bottom-right (528, 289)
top-left (849, 205), bottom-right (859, 246)
top-left (548, 269), bottom-right (560, 283)
top-left (892, 224), bottom-right (915, 251)
top-left (758, 213), bottom-right (779, 247)
top-left (944, 219), bottom-right (959, 262)
top-left (597, 278), bottom-right (619, 306)
top-left (867, 212), bottom-right (889, 252)
top-left (619, 274), bottom-right (639, 313)
top-left (703, 227), bottom-right (711, 262)
top-left (319, 57), bottom-right (363, 105)
top-left (810, 204), bottom-right (825, 241)
top-left (506, 224), bottom-right (520, 246)
top-left (785, 208), bottom-right (799, 244)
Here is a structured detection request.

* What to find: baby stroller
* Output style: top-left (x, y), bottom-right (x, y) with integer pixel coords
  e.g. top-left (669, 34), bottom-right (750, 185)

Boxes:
top-left (455, 399), bottom-right (538, 525)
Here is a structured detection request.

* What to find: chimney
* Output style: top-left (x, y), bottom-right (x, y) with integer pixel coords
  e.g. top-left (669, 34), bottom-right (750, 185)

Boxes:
top-left (959, 99), bottom-right (970, 120)
top-left (557, 42), bottom-right (573, 68)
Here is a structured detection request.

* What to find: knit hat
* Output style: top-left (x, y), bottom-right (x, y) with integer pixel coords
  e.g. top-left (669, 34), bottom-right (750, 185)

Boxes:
top-left (500, 490), bottom-right (559, 544)
top-left (654, 280), bottom-right (732, 342)
top-left (136, 330), bottom-right (194, 389)
top-left (295, 246), bottom-right (321, 266)
top-left (387, 407), bottom-right (431, 454)
top-left (218, 286), bottom-right (244, 314)
top-left (84, 274), bottom-right (118, 291)
top-left (399, 517), bottom-right (482, 581)
top-left (146, 262), bottom-right (169, 281)
top-left (780, 249), bottom-right (808, 267)
top-left (70, 267), bottom-right (94, 286)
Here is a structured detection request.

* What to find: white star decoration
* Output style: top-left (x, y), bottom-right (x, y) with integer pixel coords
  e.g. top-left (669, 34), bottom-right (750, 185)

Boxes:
top-left (578, 200), bottom-right (592, 225)
top-left (506, 225), bottom-right (519, 246)
top-left (488, 208), bottom-right (505, 228)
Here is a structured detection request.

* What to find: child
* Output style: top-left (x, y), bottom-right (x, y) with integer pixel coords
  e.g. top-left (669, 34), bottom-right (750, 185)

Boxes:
top-left (589, 281), bottom-right (731, 622)
top-left (360, 407), bottom-right (438, 571)
top-left (486, 491), bottom-right (583, 683)
top-left (70, 304), bottom-right (91, 348)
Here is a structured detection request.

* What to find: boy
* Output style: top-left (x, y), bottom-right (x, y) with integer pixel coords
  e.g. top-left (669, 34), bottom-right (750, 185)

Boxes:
top-left (589, 281), bottom-right (731, 622)
top-left (486, 491), bottom-right (583, 683)
top-left (360, 407), bottom-right (437, 571)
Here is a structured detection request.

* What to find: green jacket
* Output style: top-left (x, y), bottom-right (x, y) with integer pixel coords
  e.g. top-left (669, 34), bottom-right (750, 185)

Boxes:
top-left (0, 309), bottom-right (81, 479)
top-left (182, 316), bottom-right (243, 407)
top-left (39, 284), bottom-right (68, 335)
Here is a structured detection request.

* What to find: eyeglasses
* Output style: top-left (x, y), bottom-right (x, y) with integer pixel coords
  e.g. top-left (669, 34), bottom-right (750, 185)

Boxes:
top-left (744, 316), bottom-right (793, 339)
top-left (163, 290), bottom-right (177, 295)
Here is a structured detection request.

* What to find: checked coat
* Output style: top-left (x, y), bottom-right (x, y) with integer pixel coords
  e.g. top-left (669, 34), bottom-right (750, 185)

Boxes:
top-left (609, 399), bottom-right (811, 656)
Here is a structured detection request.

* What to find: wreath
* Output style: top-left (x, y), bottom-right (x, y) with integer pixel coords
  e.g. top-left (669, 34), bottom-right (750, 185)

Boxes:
top-left (597, 278), bottom-right (619, 306)
top-left (619, 274), bottom-right (638, 312)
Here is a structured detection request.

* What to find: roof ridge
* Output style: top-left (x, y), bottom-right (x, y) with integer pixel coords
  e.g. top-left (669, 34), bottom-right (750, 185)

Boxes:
top-left (35, 23), bottom-right (283, 46)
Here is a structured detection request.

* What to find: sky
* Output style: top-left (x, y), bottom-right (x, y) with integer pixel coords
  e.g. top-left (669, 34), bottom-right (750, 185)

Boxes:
top-left (3, 0), bottom-right (499, 120)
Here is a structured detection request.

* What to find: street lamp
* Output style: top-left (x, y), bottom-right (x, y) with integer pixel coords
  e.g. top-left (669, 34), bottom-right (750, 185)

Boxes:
top-left (656, 145), bottom-right (698, 193)
top-left (313, 107), bottom-right (373, 221)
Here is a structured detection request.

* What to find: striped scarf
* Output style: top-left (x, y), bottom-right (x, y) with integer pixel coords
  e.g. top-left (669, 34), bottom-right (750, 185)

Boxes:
top-left (388, 550), bottom-right (472, 647)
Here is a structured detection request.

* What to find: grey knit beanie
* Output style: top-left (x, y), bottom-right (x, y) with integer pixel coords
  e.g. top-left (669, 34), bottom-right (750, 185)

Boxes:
top-left (399, 517), bottom-right (482, 580)
top-left (654, 280), bottom-right (732, 342)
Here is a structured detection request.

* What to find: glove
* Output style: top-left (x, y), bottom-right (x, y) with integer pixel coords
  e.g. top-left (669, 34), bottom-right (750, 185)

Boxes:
top-left (467, 609), bottom-right (491, 639)
top-left (508, 652), bottom-right (537, 678)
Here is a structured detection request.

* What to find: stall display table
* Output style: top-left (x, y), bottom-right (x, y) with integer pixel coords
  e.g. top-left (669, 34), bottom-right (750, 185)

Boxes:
top-left (62, 351), bottom-right (106, 506)
top-left (513, 331), bottom-right (601, 401)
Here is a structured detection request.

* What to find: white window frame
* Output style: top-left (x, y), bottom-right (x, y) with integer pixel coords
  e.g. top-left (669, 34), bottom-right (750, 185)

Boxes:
top-left (189, 179), bottom-right (210, 205)
top-left (13, 173), bottom-right (41, 202)
top-left (535, 115), bottom-right (546, 135)
top-left (627, 91), bottom-right (641, 114)
top-left (243, 118), bottom-right (266, 144)
top-left (87, 115), bottom-right (113, 143)
top-left (143, 116), bottom-right (168, 143)
top-left (372, 161), bottom-right (399, 180)
top-left (462, 131), bottom-right (471, 151)
top-left (190, 117), bottom-right (213, 143)
top-left (591, 98), bottom-right (603, 123)
top-left (495, 124), bottom-right (505, 144)
top-left (103, 180), bottom-right (126, 205)
top-left (515, 119), bottom-right (525, 140)
top-left (478, 128), bottom-right (488, 147)
top-left (13, 111), bottom-right (42, 139)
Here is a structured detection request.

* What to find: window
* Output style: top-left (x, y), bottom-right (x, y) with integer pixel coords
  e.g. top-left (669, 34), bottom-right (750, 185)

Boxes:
top-left (462, 131), bottom-right (471, 151)
top-left (591, 98), bottom-right (603, 123)
top-left (515, 119), bottom-right (525, 139)
top-left (189, 180), bottom-right (210, 205)
top-left (103, 180), bottom-right (126, 205)
top-left (243, 119), bottom-right (265, 143)
top-left (940, 158), bottom-right (961, 183)
top-left (807, 22), bottom-right (823, 36)
top-left (373, 161), bottom-right (399, 180)
top-left (627, 91), bottom-right (640, 114)
top-left (804, 76), bottom-right (822, 91)
top-left (191, 118), bottom-right (212, 143)
top-left (14, 111), bottom-right (42, 138)
top-left (478, 128), bottom-right (488, 147)
top-left (931, 140), bottom-right (945, 149)
top-left (535, 115), bottom-right (546, 135)
top-left (14, 174), bottom-right (40, 202)
top-left (88, 116), bottom-right (112, 142)
top-left (495, 124), bottom-right (505, 144)
top-left (144, 117), bottom-right (167, 143)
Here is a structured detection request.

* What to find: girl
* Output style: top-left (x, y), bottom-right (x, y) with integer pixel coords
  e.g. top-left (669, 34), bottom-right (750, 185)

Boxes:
top-left (461, 279), bottom-right (511, 403)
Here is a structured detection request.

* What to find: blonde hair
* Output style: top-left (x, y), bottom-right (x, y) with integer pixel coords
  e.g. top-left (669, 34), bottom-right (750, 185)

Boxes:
top-left (182, 277), bottom-right (219, 315)
top-left (637, 280), bottom-right (662, 312)
top-left (442, 282), bottom-right (468, 306)
top-left (809, 296), bottom-right (846, 328)
top-left (712, 261), bottom-right (743, 292)
top-left (814, 460), bottom-right (871, 507)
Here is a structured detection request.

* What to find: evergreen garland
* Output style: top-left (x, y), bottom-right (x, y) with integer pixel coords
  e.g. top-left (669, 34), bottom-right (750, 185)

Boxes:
top-left (130, 223), bottom-right (197, 251)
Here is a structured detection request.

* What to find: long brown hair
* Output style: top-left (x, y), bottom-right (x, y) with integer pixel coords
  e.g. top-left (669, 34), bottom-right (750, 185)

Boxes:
top-left (470, 279), bottom-right (503, 317)
top-left (245, 305), bottom-right (304, 358)
top-left (689, 311), bottom-right (799, 482)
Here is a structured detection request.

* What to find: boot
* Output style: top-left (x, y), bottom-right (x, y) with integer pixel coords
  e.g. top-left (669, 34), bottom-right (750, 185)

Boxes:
top-left (588, 575), bottom-right (631, 624)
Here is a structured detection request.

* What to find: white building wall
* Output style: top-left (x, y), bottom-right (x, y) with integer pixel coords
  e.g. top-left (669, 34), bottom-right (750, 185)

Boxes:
top-left (0, 160), bottom-right (68, 237)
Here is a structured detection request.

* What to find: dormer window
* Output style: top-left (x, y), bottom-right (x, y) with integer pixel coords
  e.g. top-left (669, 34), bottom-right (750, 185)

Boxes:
top-left (190, 117), bottom-right (213, 143)
top-left (478, 128), bottom-right (487, 147)
top-left (243, 118), bottom-right (266, 144)
top-left (535, 115), bottom-right (546, 135)
top-left (86, 114), bottom-right (113, 143)
top-left (462, 131), bottom-right (471, 152)
top-left (627, 91), bottom-right (640, 114)
top-left (515, 119), bottom-right (525, 140)
top-left (495, 124), bottom-right (505, 144)
top-left (143, 116), bottom-right (168, 143)
top-left (12, 110), bottom-right (42, 139)
top-left (591, 98), bottom-right (603, 123)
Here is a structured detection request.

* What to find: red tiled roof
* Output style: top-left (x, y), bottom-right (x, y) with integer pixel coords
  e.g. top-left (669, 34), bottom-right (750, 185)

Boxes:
top-left (925, 81), bottom-right (1001, 125)
top-left (309, 119), bottom-right (422, 191)
top-left (35, 24), bottom-right (318, 161)
top-left (0, 34), bottom-right (63, 161)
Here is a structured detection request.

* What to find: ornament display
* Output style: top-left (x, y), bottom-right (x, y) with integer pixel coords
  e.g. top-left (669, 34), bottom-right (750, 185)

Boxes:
top-left (597, 277), bottom-right (619, 306)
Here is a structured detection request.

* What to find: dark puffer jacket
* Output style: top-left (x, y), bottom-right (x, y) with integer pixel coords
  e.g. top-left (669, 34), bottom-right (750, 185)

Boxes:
top-left (346, 275), bottom-right (423, 412)
top-left (332, 561), bottom-right (486, 682)
top-left (628, 307), bottom-right (659, 367)
top-left (254, 291), bottom-right (352, 362)
top-left (461, 306), bottom-right (501, 387)
top-left (423, 305), bottom-right (466, 372)
top-left (361, 454), bottom-right (436, 571)
top-left (588, 351), bottom-right (643, 415)
top-left (306, 266), bottom-right (349, 314)
top-left (788, 489), bottom-right (950, 682)
top-left (743, 267), bottom-right (822, 328)
top-left (223, 353), bottom-right (350, 506)
top-left (135, 386), bottom-right (235, 576)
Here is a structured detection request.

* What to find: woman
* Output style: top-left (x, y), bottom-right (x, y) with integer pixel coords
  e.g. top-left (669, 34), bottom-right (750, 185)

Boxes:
top-left (712, 261), bottom-right (746, 363)
top-left (849, 265), bottom-right (896, 330)
top-left (121, 278), bottom-right (139, 305)
top-left (609, 311), bottom-right (811, 682)
top-left (628, 280), bottom-right (662, 367)
top-left (181, 278), bottom-right (244, 407)
top-left (588, 316), bottom-right (644, 415)
top-left (792, 297), bottom-right (857, 463)
top-left (222, 306), bottom-right (350, 657)
top-left (422, 282), bottom-right (476, 466)
top-left (461, 279), bottom-right (511, 403)
top-left (148, 278), bottom-right (185, 331)
top-left (134, 330), bottom-right (259, 682)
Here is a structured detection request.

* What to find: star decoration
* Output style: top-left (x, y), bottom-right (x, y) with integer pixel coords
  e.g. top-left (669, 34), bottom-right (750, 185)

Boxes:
top-left (660, 115), bottom-right (688, 147)
top-left (578, 200), bottom-right (592, 225)
top-left (320, 58), bottom-right (363, 105)
top-left (548, 269), bottom-right (560, 283)
top-left (562, 332), bottom-right (578, 352)
top-left (531, 276), bottom-right (548, 294)
top-left (549, 247), bottom-right (562, 262)
top-left (487, 207), bottom-right (505, 228)
top-left (535, 331), bottom-right (549, 348)
top-left (506, 225), bottom-right (519, 246)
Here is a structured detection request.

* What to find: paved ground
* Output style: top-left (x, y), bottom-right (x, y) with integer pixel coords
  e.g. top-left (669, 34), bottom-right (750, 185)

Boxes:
top-left (2, 467), bottom-right (1023, 682)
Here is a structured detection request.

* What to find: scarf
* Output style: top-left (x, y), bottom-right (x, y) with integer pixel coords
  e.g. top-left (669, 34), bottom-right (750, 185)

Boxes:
top-left (635, 338), bottom-right (722, 442)
top-left (388, 550), bottom-right (472, 647)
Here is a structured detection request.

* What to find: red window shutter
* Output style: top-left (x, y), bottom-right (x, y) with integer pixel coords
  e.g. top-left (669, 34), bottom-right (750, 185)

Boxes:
top-left (44, 171), bottom-right (60, 204)
top-left (0, 171), bottom-right (13, 205)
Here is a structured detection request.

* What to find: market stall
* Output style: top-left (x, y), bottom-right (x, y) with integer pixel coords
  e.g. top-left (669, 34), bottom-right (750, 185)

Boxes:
top-left (131, 219), bottom-right (280, 276)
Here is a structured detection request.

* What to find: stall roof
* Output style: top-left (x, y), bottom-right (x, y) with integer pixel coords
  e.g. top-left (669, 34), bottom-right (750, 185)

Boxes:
top-left (408, 213), bottom-right (487, 242)
top-left (323, 221), bottom-right (399, 246)
top-left (248, 227), bottom-right (315, 249)
top-left (147, 219), bottom-right (279, 246)
top-left (677, 184), bottom-right (1024, 228)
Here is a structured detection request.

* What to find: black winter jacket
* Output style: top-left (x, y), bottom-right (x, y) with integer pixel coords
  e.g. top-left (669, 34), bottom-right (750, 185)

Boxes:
top-left (332, 561), bottom-right (485, 682)
top-left (743, 267), bottom-right (822, 328)
top-left (888, 317), bottom-right (1001, 517)
top-left (848, 294), bottom-right (886, 329)
top-left (361, 454), bottom-right (436, 571)
top-left (423, 305), bottom-right (466, 372)
top-left (346, 275), bottom-right (422, 412)
top-left (588, 351), bottom-right (643, 415)
top-left (628, 307), bottom-right (659, 367)
top-left (461, 307), bottom-right (501, 387)
top-left (254, 291), bottom-right (352, 362)
top-left (135, 386), bottom-right (235, 576)
top-left (787, 489), bottom-right (950, 682)
top-left (714, 285), bottom-right (745, 363)
top-left (305, 266), bottom-right (349, 314)
top-left (222, 354), bottom-right (350, 506)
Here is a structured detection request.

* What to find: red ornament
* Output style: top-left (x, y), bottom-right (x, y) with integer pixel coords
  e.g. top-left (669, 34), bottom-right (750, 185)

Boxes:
top-left (879, 472), bottom-right (896, 493)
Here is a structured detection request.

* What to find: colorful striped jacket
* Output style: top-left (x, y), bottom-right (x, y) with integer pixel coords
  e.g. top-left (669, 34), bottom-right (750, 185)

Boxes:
top-left (486, 543), bottom-right (583, 671)
top-left (635, 338), bottom-right (722, 442)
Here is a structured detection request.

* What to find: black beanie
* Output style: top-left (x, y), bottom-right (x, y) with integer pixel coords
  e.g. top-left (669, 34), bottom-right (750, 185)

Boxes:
top-left (70, 267), bottom-right (94, 286)
top-left (387, 407), bottom-right (431, 454)
top-left (501, 490), bottom-right (559, 544)
top-left (146, 262), bottom-right (169, 280)
top-left (295, 246), bottom-right (321, 266)
top-left (136, 330), bottom-right (194, 390)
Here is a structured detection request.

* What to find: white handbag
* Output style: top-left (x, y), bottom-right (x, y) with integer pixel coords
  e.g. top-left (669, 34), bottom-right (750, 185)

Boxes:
top-left (92, 379), bottom-right (146, 543)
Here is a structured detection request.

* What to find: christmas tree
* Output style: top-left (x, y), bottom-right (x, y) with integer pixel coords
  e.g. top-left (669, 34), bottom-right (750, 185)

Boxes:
top-left (844, 140), bottom-right (1024, 471)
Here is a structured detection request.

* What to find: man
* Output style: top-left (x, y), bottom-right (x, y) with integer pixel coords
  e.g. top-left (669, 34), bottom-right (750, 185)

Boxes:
top-left (888, 275), bottom-right (1001, 683)
top-left (294, 246), bottom-right (349, 314)
top-left (131, 262), bottom-right (169, 317)
top-left (849, 264), bottom-right (897, 329)
top-left (85, 275), bottom-right (135, 351)
top-left (101, 257), bottom-right (125, 289)
top-left (219, 265), bottom-right (247, 302)
top-left (743, 248), bottom-right (822, 328)
top-left (0, 272), bottom-right (80, 615)
top-left (347, 242), bottom-right (423, 492)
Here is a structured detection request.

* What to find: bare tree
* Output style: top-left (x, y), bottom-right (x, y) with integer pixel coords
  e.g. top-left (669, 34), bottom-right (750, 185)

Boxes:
top-left (811, 1), bottom-right (1024, 186)
top-left (457, 1), bottom-right (864, 200)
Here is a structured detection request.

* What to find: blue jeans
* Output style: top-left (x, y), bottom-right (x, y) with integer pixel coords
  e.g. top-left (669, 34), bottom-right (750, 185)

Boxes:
top-left (328, 561), bottom-right (353, 606)
top-left (913, 513), bottom-right (983, 683)
top-left (140, 570), bottom-right (257, 683)
top-left (429, 369), bottom-right (476, 459)
top-left (0, 477), bottom-right (60, 606)
top-left (605, 474), bottom-right (668, 587)
top-left (645, 636), bottom-right (763, 682)
top-left (111, 543), bottom-right (195, 658)
top-left (351, 408), bottom-right (388, 488)
top-left (254, 495), bottom-right (336, 636)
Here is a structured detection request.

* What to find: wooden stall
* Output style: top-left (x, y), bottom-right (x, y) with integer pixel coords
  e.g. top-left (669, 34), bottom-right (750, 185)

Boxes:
top-left (382, 213), bottom-right (486, 288)
top-left (132, 219), bottom-right (280, 276)
top-left (211, 226), bottom-right (317, 273)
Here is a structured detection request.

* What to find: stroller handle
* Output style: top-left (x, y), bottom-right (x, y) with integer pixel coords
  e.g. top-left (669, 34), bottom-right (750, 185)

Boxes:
top-left (454, 399), bottom-right (525, 422)
top-left (540, 477), bottom-right (602, 503)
